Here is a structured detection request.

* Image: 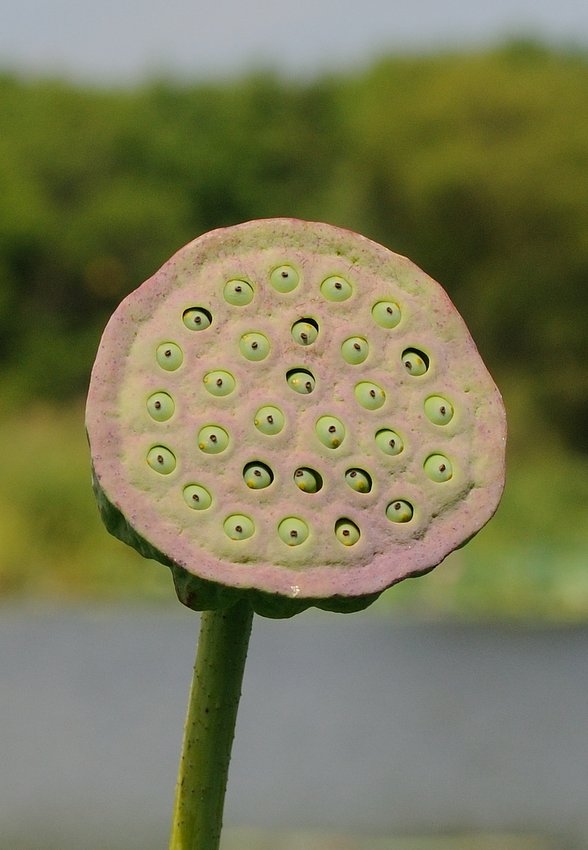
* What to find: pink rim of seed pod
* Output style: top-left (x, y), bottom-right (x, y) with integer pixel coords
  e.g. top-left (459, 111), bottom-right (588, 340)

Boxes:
top-left (86, 218), bottom-right (506, 618)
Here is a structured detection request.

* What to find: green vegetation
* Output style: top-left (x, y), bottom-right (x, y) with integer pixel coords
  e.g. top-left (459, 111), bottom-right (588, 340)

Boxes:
top-left (1, 40), bottom-right (587, 618)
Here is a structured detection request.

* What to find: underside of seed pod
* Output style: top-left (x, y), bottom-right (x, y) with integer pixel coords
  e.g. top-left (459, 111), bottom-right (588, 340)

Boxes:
top-left (86, 218), bottom-right (506, 618)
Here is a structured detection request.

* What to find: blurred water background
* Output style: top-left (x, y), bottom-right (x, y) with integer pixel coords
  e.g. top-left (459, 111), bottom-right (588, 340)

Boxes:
top-left (1, 0), bottom-right (588, 847)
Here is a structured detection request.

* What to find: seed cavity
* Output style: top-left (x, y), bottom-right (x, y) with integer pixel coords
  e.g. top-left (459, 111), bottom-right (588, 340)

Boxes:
top-left (425, 395), bottom-right (454, 425)
top-left (224, 514), bottom-right (255, 540)
top-left (183, 484), bottom-right (212, 511)
top-left (386, 500), bottom-right (414, 523)
top-left (402, 348), bottom-right (429, 376)
top-left (375, 428), bottom-right (404, 456)
top-left (424, 454), bottom-right (453, 482)
top-left (341, 336), bottom-right (369, 365)
top-left (335, 518), bottom-right (361, 546)
top-left (316, 415), bottom-right (346, 449)
top-left (291, 318), bottom-right (319, 346)
top-left (320, 275), bottom-right (352, 302)
top-left (270, 264), bottom-right (300, 293)
top-left (254, 405), bottom-right (285, 435)
top-left (293, 467), bottom-right (323, 493)
top-left (156, 342), bottom-right (183, 371)
top-left (355, 381), bottom-right (386, 410)
top-left (147, 445), bottom-right (176, 475)
top-left (239, 332), bottom-right (270, 361)
top-left (198, 425), bottom-right (229, 454)
top-left (287, 368), bottom-right (316, 394)
top-left (345, 468), bottom-right (372, 493)
top-left (146, 391), bottom-right (175, 422)
top-left (372, 301), bottom-right (401, 329)
top-left (223, 279), bottom-right (254, 306)
top-left (278, 517), bottom-right (309, 546)
top-left (182, 307), bottom-right (212, 331)
top-left (203, 370), bottom-right (236, 397)
top-left (243, 461), bottom-right (274, 490)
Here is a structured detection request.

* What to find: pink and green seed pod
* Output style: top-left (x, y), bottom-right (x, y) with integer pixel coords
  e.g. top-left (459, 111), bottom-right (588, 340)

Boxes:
top-left (86, 218), bottom-right (506, 618)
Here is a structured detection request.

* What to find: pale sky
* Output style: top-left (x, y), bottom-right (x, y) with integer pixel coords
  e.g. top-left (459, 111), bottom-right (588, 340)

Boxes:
top-left (2, 0), bottom-right (588, 84)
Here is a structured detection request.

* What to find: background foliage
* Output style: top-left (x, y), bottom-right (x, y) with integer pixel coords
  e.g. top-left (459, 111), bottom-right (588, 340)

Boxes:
top-left (1, 40), bottom-right (587, 618)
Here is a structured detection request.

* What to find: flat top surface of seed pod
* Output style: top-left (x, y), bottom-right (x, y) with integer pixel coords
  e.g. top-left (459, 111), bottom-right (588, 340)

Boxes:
top-left (86, 218), bottom-right (506, 606)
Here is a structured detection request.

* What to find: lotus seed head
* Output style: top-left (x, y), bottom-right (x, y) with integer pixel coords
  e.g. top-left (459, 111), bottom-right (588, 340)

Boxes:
top-left (424, 454), bottom-right (453, 482)
top-left (278, 517), bottom-right (309, 546)
top-left (341, 336), bottom-right (369, 365)
top-left (156, 342), bottom-right (183, 371)
top-left (320, 275), bottom-right (352, 302)
top-left (291, 319), bottom-right (319, 346)
top-left (183, 484), bottom-right (212, 511)
top-left (372, 301), bottom-right (401, 329)
top-left (254, 406), bottom-right (285, 435)
top-left (335, 518), bottom-right (361, 546)
top-left (224, 514), bottom-right (255, 540)
top-left (375, 428), bottom-right (404, 456)
top-left (224, 279), bottom-right (254, 306)
top-left (270, 264), bottom-right (300, 293)
top-left (182, 307), bottom-right (212, 331)
top-left (293, 467), bottom-right (323, 493)
top-left (316, 415), bottom-right (346, 448)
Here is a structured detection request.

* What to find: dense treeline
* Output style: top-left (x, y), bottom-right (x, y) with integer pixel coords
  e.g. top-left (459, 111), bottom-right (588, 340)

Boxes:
top-left (1, 40), bottom-right (587, 449)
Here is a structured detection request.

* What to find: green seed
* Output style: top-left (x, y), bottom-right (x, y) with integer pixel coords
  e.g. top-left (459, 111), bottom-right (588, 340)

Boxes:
top-left (203, 370), bottom-right (236, 397)
top-left (183, 484), bottom-right (212, 511)
top-left (424, 454), bottom-right (453, 482)
top-left (316, 415), bottom-right (345, 448)
top-left (278, 517), bottom-right (309, 546)
top-left (335, 518), bottom-right (361, 546)
top-left (243, 462), bottom-right (274, 489)
top-left (287, 369), bottom-right (315, 394)
top-left (254, 406), bottom-right (285, 435)
top-left (146, 391), bottom-right (175, 422)
top-left (224, 514), bottom-right (255, 540)
top-left (424, 395), bottom-right (454, 425)
top-left (147, 445), bottom-right (176, 474)
top-left (375, 429), bottom-right (404, 456)
top-left (341, 336), bottom-right (369, 365)
top-left (320, 275), bottom-right (353, 302)
top-left (270, 265), bottom-right (300, 293)
top-left (372, 301), bottom-right (401, 329)
top-left (345, 468), bottom-right (372, 493)
top-left (386, 500), bottom-right (414, 523)
top-left (293, 467), bottom-right (323, 493)
top-left (291, 319), bottom-right (319, 346)
top-left (239, 332), bottom-right (270, 361)
top-left (198, 425), bottom-right (229, 454)
top-left (182, 307), bottom-right (212, 331)
top-left (156, 342), bottom-right (183, 371)
top-left (223, 279), bottom-right (254, 306)
top-left (402, 348), bottom-right (429, 376)
top-left (355, 381), bottom-right (386, 410)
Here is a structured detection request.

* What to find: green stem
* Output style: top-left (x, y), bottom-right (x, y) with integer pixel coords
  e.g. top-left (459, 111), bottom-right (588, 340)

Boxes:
top-left (168, 600), bottom-right (254, 850)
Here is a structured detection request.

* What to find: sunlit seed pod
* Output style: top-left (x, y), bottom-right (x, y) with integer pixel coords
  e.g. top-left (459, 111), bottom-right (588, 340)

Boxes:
top-left (183, 484), bottom-right (213, 511)
top-left (291, 318), bottom-right (319, 346)
top-left (386, 500), bottom-right (414, 523)
top-left (254, 406), bottom-right (285, 435)
top-left (341, 336), bottom-right (369, 365)
top-left (375, 428), bottom-right (404, 456)
top-left (316, 415), bottom-right (346, 449)
top-left (293, 467), bottom-right (323, 493)
top-left (335, 518), bottom-right (361, 546)
top-left (182, 307), bottom-right (212, 331)
top-left (345, 468), bottom-right (372, 493)
top-left (156, 342), bottom-right (183, 371)
top-left (355, 381), bottom-right (386, 410)
top-left (278, 517), bottom-right (309, 546)
top-left (424, 454), bottom-right (453, 482)
top-left (203, 370), bottom-right (236, 397)
top-left (270, 264), bottom-right (300, 293)
top-left (223, 514), bottom-right (255, 540)
top-left (146, 391), bottom-right (175, 422)
top-left (198, 425), bottom-right (229, 454)
top-left (239, 332), bottom-right (270, 361)
top-left (402, 348), bottom-right (429, 376)
top-left (243, 461), bottom-right (274, 489)
top-left (287, 369), bottom-right (315, 394)
top-left (372, 300), bottom-right (401, 329)
top-left (424, 395), bottom-right (454, 425)
top-left (146, 445), bottom-right (176, 475)
top-left (223, 279), bottom-right (254, 306)
top-left (320, 275), bottom-right (352, 302)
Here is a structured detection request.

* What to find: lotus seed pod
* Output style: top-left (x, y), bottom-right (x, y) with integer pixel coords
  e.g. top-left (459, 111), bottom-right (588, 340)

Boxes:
top-left (86, 218), bottom-right (506, 618)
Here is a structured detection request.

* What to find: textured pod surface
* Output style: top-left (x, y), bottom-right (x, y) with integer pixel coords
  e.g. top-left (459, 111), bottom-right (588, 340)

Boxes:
top-left (86, 219), bottom-right (506, 617)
